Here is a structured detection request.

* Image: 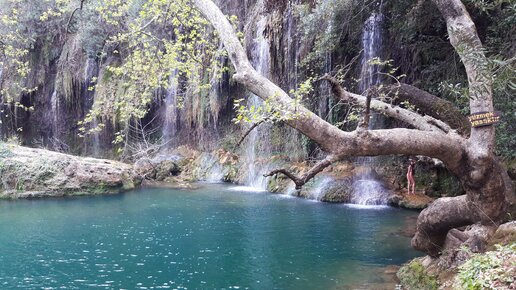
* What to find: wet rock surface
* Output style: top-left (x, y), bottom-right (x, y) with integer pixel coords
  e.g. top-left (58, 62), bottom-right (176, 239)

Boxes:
top-left (389, 191), bottom-right (435, 209)
top-left (318, 178), bottom-right (353, 203)
top-left (134, 158), bottom-right (156, 179)
top-left (148, 148), bottom-right (439, 209)
top-left (0, 143), bottom-right (455, 210)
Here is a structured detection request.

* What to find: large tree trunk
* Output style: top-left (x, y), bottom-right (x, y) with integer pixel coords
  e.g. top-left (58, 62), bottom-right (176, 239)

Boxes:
top-left (412, 0), bottom-right (515, 255)
top-left (192, 0), bottom-right (515, 257)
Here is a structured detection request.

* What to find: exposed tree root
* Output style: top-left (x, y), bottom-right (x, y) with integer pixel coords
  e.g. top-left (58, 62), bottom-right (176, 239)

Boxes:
top-left (412, 195), bottom-right (476, 256)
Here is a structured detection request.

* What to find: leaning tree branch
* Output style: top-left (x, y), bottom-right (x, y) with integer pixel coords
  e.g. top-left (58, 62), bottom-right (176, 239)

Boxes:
top-left (320, 75), bottom-right (452, 133)
top-left (66, 0), bottom-right (86, 33)
top-left (264, 155), bottom-right (337, 190)
top-left (380, 83), bottom-right (471, 136)
top-left (194, 0), bottom-right (514, 260)
top-left (235, 119), bottom-right (267, 148)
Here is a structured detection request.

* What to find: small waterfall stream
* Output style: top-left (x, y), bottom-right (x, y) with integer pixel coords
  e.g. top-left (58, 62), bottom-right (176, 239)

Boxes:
top-left (358, 12), bottom-right (385, 129)
top-left (318, 13), bottom-right (334, 123)
top-left (50, 90), bottom-right (60, 139)
top-left (83, 57), bottom-right (101, 157)
top-left (351, 12), bottom-right (391, 205)
top-left (162, 69), bottom-right (179, 145)
top-left (0, 65), bottom-right (3, 139)
top-left (244, 14), bottom-right (271, 190)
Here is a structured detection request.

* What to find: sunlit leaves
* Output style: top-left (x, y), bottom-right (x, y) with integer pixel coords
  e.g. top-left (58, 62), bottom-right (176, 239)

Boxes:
top-left (233, 79), bottom-right (312, 126)
top-left (77, 0), bottom-right (227, 140)
top-left (40, 0), bottom-right (72, 21)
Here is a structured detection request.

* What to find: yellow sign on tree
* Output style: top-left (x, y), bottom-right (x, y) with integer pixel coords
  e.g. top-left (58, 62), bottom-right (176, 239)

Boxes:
top-left (468, 111), bottom-right (501, 128)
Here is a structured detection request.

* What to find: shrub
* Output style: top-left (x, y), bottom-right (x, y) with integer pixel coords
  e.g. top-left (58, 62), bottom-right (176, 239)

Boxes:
top-left (455, 243), bottom-right (516, 290)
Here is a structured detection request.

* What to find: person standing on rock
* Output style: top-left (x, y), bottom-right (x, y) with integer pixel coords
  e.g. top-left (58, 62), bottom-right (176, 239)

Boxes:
top-left (407, 158), bottom-right (416, 195)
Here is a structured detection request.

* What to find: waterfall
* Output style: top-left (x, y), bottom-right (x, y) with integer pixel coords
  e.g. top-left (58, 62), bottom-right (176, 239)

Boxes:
top-left (351, 13), bottom-right (391, 205)
top-left (0, 65), bottom-right (3, 139)
top-left (91, 116), bottom-right (100, 157)
top-left (50, 90), bottom-right (60, 139)
top-left (351, 170), bottom-right (391, 205)
top-left (280, 0), bottom-right (307, 161)
top-left (285, 0), bottom-right (300, 91)
top-left (318, 10), bottom-right (334, 122)
top-left (84, 57), bottom-right (100, 157)
top-left (358, 12), bottom-right (385, 128)
top-left (318, 52), bottom-right (333, 121)
top-left (245, 15), bottom-right (271, 190)
top-left (162, 69), bottom-right (179, 145)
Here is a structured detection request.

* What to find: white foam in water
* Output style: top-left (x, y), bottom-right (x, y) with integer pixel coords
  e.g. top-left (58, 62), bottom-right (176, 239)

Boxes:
top-left (228, 186), bottom-right (268, 193)
top-left (270, 194), bottom-right (296, 200)
top-left (198, 180), bottom-right (225, 185)
top-left (310, 176), bottom-right (332, 201)
top-left (343, 204), bottom-right (390, 210)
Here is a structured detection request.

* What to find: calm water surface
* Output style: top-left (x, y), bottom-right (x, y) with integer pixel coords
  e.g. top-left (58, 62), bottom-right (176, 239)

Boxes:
top-left (0, 184), bottom-right (421, 289)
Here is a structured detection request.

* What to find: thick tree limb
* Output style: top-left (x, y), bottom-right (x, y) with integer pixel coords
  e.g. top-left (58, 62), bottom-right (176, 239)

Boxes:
top-left (381, 83), bottom-right (471, 136)
top-left (264, 155), bottom-right (337, 190)
top-left (321, 75), bottom-right (452, 133)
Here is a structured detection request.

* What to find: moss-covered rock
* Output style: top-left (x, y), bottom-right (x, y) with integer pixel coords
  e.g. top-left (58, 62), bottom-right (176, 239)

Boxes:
top-left (134, 158), bottom-right (156, 179)
top-left (319, 178), bottom-right (353, 203)
top-left (397, 258), bottom-right (439, 290)
top-left (487, 221), bottom-right (516, 250)
top-left (155, 160), bottom-right (180, 181)
top-left (0, 143), bottom-right (140, 199)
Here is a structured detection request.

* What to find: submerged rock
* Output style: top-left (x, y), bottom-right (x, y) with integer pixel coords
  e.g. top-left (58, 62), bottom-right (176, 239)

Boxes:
top-left (0, 143), bottom-right (141, 199)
